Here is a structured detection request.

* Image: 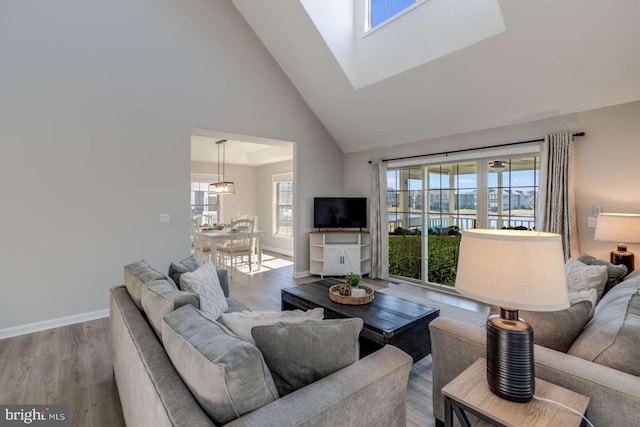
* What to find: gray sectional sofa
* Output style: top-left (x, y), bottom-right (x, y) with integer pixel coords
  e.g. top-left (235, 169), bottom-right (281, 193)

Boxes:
top-left (110, 260), bottom-right (413, 426)
top-left (430, 272), bottom-right (640, 427)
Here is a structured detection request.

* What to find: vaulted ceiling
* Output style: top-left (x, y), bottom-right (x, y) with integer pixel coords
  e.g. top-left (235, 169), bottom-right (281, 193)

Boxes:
top-left (232, 0), bottom-right (640, 153)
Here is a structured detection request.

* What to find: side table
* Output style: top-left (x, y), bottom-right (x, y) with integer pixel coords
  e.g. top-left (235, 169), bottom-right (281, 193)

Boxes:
top-left (441, 358), bottom-right (590, 427)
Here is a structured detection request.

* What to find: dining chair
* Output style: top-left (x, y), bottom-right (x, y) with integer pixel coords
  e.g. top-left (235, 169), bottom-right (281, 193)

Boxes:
top-left (216, 217), bottom-right (255, 277)
top-left (191, 217), bottom-right (212, 264)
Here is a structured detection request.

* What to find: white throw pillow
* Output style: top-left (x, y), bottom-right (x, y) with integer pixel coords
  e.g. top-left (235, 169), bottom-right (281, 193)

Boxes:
top-left (565, 259), bottom-right (608, 302)
top-left (221, 308), bottom-right (324, 344)
top-left (180, 260), bottom-right (228, 319)
top-left (568, 287), bottom-right (597, 317)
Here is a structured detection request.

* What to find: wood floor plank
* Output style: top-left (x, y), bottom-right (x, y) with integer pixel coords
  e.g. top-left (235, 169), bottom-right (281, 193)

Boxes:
top-left (88, 380), bottom-right (125, 427)
top-left (0, 333), bottom-right (35, 404)
top-left (59, 352), bottom-right (93, 427)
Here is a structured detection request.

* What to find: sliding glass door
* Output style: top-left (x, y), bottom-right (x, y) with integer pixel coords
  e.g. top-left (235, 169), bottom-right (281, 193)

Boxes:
top-left (387, 154), bottom-right (540, 288)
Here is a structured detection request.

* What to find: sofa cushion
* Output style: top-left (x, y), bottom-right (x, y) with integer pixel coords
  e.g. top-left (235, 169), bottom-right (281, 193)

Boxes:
top-left (162, 305), bottom-right (278, 425)
top-left (489, 294), bottom-right (594, 353)
top-left (220, 308), bottom-right (324, 344)
top-left (577, 254), bottom-right (628, 297)
top-left (124, 260), bottom-right (172, 310)
top-left (180, 260), bottom-right (228, 319)
top-left (168, 255), bottom-right (200, 288)
top-left (252, 318), bottom-right (363, 396)
top-left (568, 278), bottom-right (640, 375)
top-left (141, 279), bottom-right (199, 339)
top-left (565, 258), bottom-right (608, 302)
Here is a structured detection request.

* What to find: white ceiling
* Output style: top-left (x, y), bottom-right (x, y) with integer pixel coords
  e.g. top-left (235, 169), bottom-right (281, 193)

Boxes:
top-left (191, 135), bottom-right (293, 166)
top-left (232, 0), bottom-right (640, 153)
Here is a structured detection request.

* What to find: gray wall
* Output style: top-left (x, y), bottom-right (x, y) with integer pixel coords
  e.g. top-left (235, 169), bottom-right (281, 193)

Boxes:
top-left (0, 0), bottom-right (342, 330)
top-left (344, 101), bottom-right (640, 262)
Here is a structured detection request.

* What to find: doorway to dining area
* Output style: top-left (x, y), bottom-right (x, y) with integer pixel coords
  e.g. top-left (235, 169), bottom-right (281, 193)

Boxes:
top-left (190, 128), bottom-right (295, 274)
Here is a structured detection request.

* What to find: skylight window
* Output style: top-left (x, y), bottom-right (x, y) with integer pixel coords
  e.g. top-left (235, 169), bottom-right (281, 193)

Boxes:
top-left (369, 0), bottom-right (419, 30)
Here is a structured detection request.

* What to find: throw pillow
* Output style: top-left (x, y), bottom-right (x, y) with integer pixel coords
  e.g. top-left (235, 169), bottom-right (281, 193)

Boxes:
top-left (162, 305), bottom-right (278, 425)
top-left (141, 279), bottom-right (199, 339)
top-left (180, 260), bottom-right (228, 319)
top-left (565, 258), bottom-right (608, 302)
top-left (124, 260), bottom-right (172, 310)
top-left (220, 308), bottom-right (324, 344)
top-left (168, 254), bottom-right (200, 288)
top-left (577, 254), bottom-right (628, 297)
top-left (252, 318), bottom-right (363, 396)
top-left (489, 298), bottom-right (593, 353)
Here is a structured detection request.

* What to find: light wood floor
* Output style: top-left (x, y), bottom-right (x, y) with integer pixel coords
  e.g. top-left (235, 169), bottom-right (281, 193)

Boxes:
top-left (0, 251), bottom-right (456, 427)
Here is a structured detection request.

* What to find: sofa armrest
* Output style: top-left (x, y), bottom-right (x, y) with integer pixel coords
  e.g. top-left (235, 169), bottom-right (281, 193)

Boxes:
top-left (429, 317), bottom-right (640, 427)
top-left (226, 345), bottom-right (412, 427)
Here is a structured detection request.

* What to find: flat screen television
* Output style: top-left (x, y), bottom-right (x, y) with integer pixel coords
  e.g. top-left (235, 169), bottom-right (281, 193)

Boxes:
top-left (314, 197), bottom-right (367, 229)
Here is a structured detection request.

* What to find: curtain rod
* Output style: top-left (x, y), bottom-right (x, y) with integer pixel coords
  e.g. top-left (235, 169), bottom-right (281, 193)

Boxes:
top-left (367, 132), bottom-right (585, 164)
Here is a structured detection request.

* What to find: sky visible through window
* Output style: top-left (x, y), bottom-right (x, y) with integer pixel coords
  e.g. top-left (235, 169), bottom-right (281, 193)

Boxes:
top-left (370, 0), bottom-right (416, 29)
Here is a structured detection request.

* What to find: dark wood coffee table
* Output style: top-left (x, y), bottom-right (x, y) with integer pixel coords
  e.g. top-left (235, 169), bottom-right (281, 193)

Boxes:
top-left (281, 279), bottom-right (439, 362)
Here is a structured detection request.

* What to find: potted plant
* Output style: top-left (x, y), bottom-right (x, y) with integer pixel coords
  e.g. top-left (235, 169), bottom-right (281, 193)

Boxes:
top-left (345, 272), bottom-right (362, 288)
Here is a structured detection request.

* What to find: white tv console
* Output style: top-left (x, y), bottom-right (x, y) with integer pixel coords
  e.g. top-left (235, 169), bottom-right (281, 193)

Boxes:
top-left (309, 231), bottom-right (371, 278)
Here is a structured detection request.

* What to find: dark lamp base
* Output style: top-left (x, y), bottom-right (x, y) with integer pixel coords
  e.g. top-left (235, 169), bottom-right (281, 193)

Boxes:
top-left (611, 249), bottom-right (634, 273)
top-left (486, 312), bottom-right (534, 403)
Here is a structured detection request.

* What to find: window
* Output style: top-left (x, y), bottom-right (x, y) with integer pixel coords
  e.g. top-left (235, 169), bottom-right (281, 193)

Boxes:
top-left (273, 173), bottom-right (293, 237)
top-left (387, 153), bottom-right (540, 287)
top-left (191, 175), bottom-right (220, 224)
top-left (370, 0), bottom-right (417, 29)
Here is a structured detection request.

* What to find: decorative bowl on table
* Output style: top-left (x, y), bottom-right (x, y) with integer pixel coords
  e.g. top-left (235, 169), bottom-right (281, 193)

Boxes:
top-left (329, 284), bottom-right (375, 305)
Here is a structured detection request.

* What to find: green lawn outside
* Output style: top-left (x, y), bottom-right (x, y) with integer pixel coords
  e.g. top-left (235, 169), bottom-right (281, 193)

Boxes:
top-left (388, 235), bottom-right (461, 286)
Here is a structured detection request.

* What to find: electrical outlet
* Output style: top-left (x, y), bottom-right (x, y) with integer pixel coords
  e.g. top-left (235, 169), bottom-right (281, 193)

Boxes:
top-left (159, 213), bottom-right (170, 223)
top-left (587, 216), bottom-right (597, 228)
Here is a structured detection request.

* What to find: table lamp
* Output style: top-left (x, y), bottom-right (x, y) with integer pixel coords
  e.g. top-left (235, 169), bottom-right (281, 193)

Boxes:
top-left (594, 213), bottom-right (640, 273)
top-left (455, 230), bottom-right (569, 403)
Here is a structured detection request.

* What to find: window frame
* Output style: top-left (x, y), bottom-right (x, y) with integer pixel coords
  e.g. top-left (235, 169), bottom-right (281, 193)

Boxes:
top-left (386, 144), bottom-right (542, 291)
top-left (366, 0), bottom-right (427, 33)
top-left (273, 173), bottom-right (294, 239)
top-left (191, 173), bottom-right (222, 224)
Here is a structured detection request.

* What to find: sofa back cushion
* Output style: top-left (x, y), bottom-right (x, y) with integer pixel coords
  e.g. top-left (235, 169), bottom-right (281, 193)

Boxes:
top-left (162, 305), bottom-right (278, 425)
top-left (568, 278), bottom-right (640, 375)
top-left (141, 280), bottom-right (199, 339)
top-left (252, 318), bottom-right (363, 396)
top-left (489, 297), bottom-right (593, 353)
top-left (124, 260), bottom-right (172, 310)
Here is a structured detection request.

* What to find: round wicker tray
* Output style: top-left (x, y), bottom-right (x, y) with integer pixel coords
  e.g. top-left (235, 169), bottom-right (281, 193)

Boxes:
top-left (328, 285), bottom-right (375, 305)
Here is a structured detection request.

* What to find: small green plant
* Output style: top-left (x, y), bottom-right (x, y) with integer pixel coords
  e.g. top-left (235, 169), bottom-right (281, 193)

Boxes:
top-left (345, 272), bottom-right (362, 287)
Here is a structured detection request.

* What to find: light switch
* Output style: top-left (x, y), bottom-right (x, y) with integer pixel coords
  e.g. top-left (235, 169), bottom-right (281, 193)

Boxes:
top-left (587, 216), bottom-right (597, 228)
top-left (159, 213), bottom-right (170, 223)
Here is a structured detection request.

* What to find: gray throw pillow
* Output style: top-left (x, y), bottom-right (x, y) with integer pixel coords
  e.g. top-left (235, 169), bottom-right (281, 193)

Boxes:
top-left (577, 254), bottom-right (628, 297)
top-left (252, 318), bottom-right (363, 396)
top-left (168, 255), bottom-right (200, 288)
top-left (162, 305), bottom-right (278, 425)
top-left (489, 300), bottom-right (593, 353)
top-left (124, 260), bottom-right (172, 310)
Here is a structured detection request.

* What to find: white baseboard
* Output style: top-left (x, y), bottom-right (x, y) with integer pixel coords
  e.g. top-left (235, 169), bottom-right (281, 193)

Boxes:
top-left (263, 245), bottom-right (294, 257)
top-left (293, 270), bottom-right (311, 279)
top-left (0, 308), bottom-right (109, 339)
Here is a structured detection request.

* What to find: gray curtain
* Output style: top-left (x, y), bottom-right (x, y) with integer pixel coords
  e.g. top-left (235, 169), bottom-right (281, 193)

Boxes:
top-left (369, 159), bottom-right (389, 279)
top-left (536, 132), bottom-right (580, 259)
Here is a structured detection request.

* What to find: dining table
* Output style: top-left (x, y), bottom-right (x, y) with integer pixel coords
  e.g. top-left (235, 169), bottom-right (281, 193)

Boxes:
top-left (199, 228), bottom-right (265, 269)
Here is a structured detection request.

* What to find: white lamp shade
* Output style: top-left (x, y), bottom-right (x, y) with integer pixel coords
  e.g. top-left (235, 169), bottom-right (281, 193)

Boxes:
top-left (456, 229), bottom-right (569, 311)
top-left (594, 213), bottom-right (640, 243)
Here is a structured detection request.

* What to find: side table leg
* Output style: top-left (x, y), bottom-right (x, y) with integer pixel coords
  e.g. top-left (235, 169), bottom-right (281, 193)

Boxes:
top-left (444, 397), bottom-right (453, 427)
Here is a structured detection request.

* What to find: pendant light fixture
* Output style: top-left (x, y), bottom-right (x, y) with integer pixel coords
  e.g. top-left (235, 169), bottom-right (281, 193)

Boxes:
top-left (210, 139), bottom-right (235, 194)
